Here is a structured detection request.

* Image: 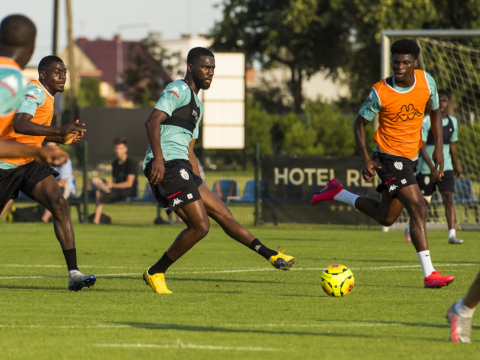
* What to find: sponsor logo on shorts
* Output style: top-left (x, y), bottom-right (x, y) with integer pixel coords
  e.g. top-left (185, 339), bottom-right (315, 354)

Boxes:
top-left (180, 168), bottom-right (189, 180)
top-left (401, 179), bottom-right (407, 184)
top-left (424, 176), bottom-right (430, 185)
top-left (389, 184), bottom-right (398, 192)
top-left (187, 193), bottom-right (193, 199)
top-left (394, 161), bottom-right (403, 170)
top-left (172, 198), bottom-right (183, 207)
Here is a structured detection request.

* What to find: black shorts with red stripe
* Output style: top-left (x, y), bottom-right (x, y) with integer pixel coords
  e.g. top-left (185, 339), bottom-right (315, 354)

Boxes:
top-left (372, 152), bottom-right (418, 197)
top-left (144, 159), bottom-right (203, 215)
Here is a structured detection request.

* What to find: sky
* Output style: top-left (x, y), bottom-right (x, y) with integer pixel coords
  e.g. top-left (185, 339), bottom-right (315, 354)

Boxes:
top-left (2, 0), bottom-right (223, 66)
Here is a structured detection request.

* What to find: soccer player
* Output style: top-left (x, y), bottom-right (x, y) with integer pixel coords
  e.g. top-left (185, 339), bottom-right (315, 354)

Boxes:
top-left (405, 89), bottom-right (463, 244)
top-left (143, 47), bottom-right (295, 294)
top-left (0, 55), bottom-right (96, 291)
top-left (0, 15), bottom-right (67, 163)
top-left (446, 271), bottom-right (480, 343)
top-left (311, 39), bottom-right (454, 288)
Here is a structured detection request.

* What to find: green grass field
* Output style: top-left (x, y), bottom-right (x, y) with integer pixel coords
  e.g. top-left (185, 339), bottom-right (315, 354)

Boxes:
top-left (1, 224), bottom-right (479, 359)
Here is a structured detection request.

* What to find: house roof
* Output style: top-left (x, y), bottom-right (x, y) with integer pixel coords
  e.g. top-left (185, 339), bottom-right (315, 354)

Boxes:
top-left (75, 36), bottom-right (172, 88)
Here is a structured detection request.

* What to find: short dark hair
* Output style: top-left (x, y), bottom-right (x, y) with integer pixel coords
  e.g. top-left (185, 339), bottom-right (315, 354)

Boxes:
top-left (390, 39), bottom-right (421, 59)
top-left (187, 47), bottom-right (214, 65)
top-left (0, 15), bottom-right (36, 47)
top-left (38, 55), bottom-right (63, 72)
top-left (438, 89), bottom-right (450, 99)
top-left (114, 137), bottom-right (128, 146)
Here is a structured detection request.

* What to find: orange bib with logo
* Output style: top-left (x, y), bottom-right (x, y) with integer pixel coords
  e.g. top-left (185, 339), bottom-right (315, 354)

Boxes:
top-left (0, 79), bottom-right (54, 166)
top-left (372, 69), bottom-right (431, 159)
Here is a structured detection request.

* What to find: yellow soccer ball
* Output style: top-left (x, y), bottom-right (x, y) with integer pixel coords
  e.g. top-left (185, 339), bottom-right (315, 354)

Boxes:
top-left (321, 264), bottom-right (355, 297)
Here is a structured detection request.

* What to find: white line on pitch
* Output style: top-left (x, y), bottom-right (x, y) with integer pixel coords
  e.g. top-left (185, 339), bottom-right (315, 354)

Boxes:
top-left (0, 263), bottom-right (475, 280)
top-left (93, 341), bottom-right (278, 352)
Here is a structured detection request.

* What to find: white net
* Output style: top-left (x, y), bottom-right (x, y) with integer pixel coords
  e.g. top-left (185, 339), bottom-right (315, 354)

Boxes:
top-left (416, 37), bottom-right (480, 224)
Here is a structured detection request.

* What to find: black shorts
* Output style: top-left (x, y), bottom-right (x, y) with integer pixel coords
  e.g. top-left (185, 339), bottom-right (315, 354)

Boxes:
top-left (373, 152), bottom-right (418, 197)
top-left (416, 170), bottom-right (455, 196)
top-left (100, 188), bottom-right (136, 203)
top-left (0, 161), bottom-right (58, 211)
top-left (144, 159), bottom-right (203, 215)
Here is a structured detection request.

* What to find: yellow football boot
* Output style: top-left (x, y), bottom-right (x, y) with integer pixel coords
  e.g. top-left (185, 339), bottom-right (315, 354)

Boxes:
top-left (269, 251), bottom-right (295, 270)
top-left (143, 268), bottom-right (172, 294)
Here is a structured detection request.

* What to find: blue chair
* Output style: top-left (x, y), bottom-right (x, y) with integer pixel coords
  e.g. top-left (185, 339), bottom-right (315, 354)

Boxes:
top-left (235, 180), bottom-right (261, 203)
top-left (454, 178), bottom-right (474, 204)
top-left (212, 180), bottom-right (239, 202)
top-left (454, 178), bottom-right (478, 223)
top-left (125, 182), bottom-right (140, 202)
top-left (139, 183), bottom-right (155, 202)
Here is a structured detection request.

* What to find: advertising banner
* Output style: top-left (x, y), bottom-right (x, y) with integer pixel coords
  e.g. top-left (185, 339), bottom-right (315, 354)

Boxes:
top-left (261, 155), bottom-right (382, 225)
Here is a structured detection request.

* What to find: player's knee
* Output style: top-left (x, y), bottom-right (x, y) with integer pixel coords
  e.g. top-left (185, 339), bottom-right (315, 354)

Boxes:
top-left (409, 201), bottom-right (427, 220)
top-left (196, 219), bottom-right (210, 239)
top-left (51, 195), bottom-right (68, 215)
top-left (442, 193), bottom-right (454, 207)
top-left (380, 217), bottom-right (395, 227)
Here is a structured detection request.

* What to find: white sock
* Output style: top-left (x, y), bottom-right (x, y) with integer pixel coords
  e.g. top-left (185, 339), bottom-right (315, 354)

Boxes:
top-left (455, 298), bottom-right (475, 318)
top-left (449, 229), bottom-right (456, 238)
top-left (334, 189), bottom-right (359, 208)
top-left (69, 270), bottom-right (81, 277)
top-left (417, 250), bottom-right (435, 277)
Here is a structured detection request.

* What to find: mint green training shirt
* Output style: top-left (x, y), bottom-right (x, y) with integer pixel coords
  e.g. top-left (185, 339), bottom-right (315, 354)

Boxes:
top-left (0, 57), bottom-right (26, 116)
top-left (143, 80), bottom-right (203, 169)
top-left (359, 72), bottom-right (440, 160)
top-left (417, 114), bottom-right (458, 174)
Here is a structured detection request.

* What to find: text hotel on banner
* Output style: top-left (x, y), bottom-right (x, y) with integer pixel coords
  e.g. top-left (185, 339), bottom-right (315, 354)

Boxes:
top-left (261, 155), bottom-right (381, 225)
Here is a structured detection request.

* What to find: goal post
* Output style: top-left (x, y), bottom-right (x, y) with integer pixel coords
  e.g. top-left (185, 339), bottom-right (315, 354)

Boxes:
top-left (380, 29), bottom-right (480, 226)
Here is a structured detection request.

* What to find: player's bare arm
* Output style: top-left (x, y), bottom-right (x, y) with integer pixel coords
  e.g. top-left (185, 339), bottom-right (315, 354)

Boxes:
top-left (145, 109), bottom-right (168, 184)
top-left (14, 113), bottom-right (85, 144)
top-left (188, 139), bottom-right (201, 177)
top-left (0, 139), bottom-right (67, 165)
top-left (419, 141), bottom-right (440, 181)
top-left (429, 108), bottom-right (444, 177)
top-left (449, 141), bottom-right (462, 178)
top-left (353, 114), bottom-right (381, 181)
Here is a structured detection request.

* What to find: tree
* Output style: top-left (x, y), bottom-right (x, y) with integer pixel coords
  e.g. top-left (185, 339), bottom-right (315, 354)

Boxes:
top-left (211, 0), bottom-right (352, 113)
top-left (212, 0), bottom-right (480, 110)
top-left (77, 77), bottom-right (106, 107)
top-left (120, 38), bottom-right (176, 107)
top-left (64, 76), bottom-right (106, 109)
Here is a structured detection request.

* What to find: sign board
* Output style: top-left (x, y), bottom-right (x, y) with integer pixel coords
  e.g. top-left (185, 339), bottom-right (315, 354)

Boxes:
top-left (261, 155), bottom-right (382, 225)
top-left (201, 53), bottom-right (245, 149)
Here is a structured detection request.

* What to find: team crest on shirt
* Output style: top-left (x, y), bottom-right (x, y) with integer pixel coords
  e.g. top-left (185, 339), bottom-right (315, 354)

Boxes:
top-left (192, 110), bottom-right (199, 121)
top-left (180, 168), bottom-right (189, 180)
top-left (392, 104), bottom-right (422, 122)
top-left (394, 161), bottom-right (403, 170)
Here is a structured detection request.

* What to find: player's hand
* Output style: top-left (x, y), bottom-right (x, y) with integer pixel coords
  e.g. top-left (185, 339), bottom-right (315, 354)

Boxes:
top-left (35, 147), bottom-right (68, 166)
top-left (105, 179), bottom-right (113, 188)
top-left (431, 168), bottom-right (441, 182)
top-left (432, 147), bottom-right (444, 179)
top-left (149, 157), bottom-right (165, 185)
top-left (61, 120), bottom-right (86, 142)
top-left (362, 158), bottom-right (381, 182)
top-left (454, 167), bottom-right (462, 178)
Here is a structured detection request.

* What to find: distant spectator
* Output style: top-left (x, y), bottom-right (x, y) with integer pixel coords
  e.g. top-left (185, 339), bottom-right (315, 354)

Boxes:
top-left (90, 137), bottom-right (137, 224)
top-left (41, 142), bottom-right (76, 223)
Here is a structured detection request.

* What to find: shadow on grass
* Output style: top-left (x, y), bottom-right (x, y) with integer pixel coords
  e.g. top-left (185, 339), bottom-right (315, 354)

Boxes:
top-left (116, 322), bottom-right (374, 338)
top-left (314, 319), bottom-right (480, 330)
top-left (116, 321), bottom-right (462, 341)
top-left (170, 277), bottom-right (281, 284)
